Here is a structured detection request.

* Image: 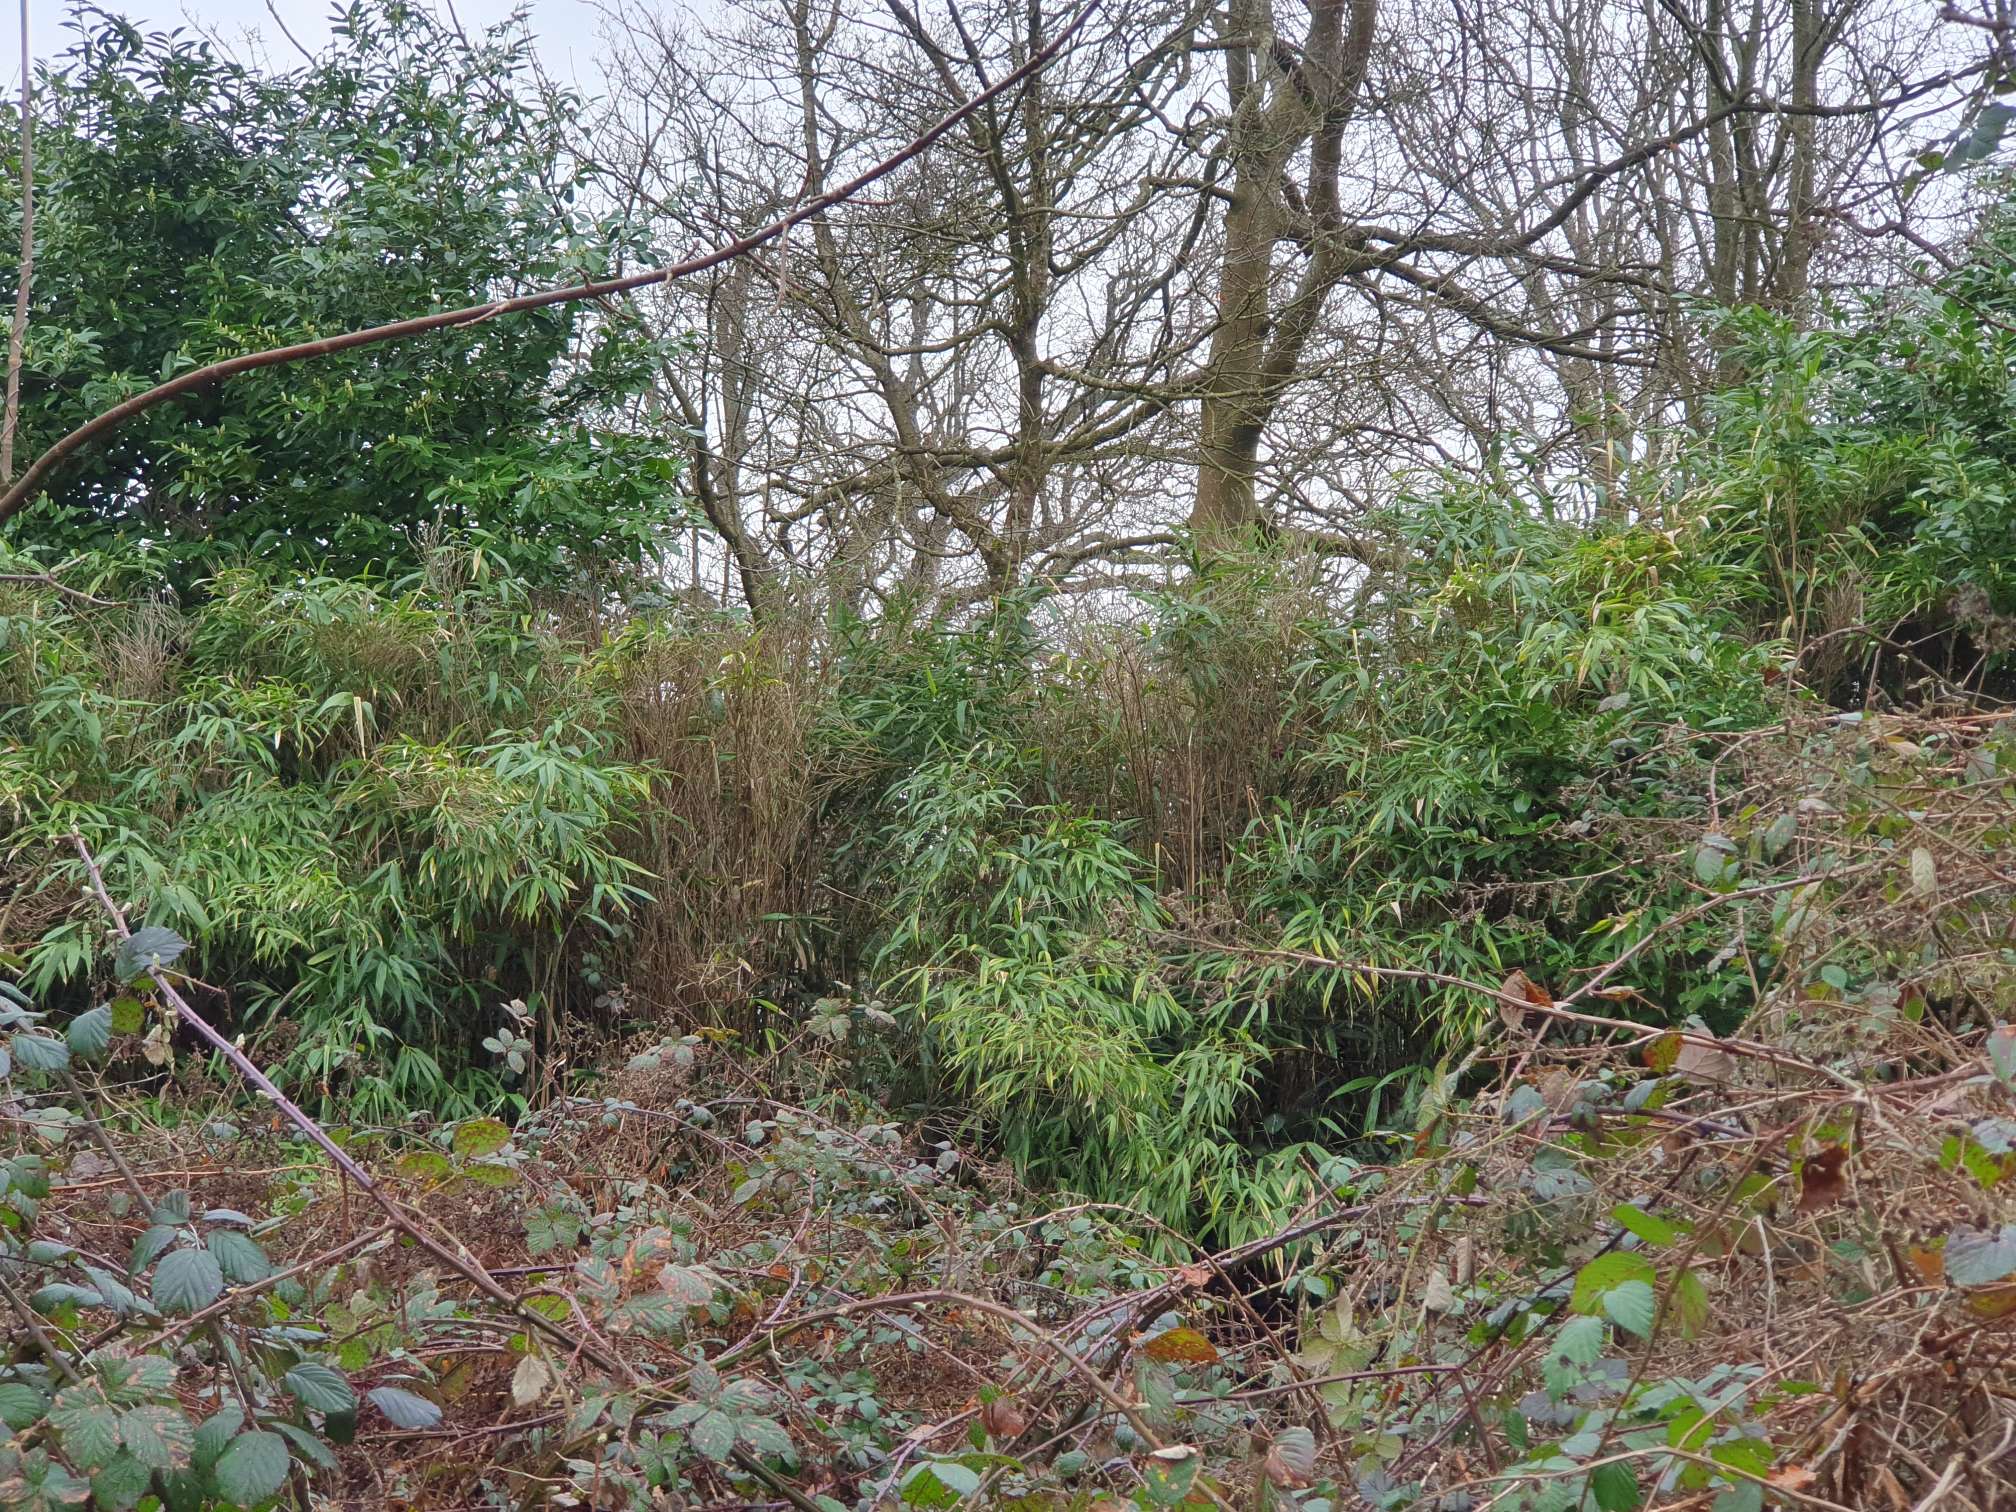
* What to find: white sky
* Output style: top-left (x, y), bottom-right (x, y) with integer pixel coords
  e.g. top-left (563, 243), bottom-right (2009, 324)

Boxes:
top-left (7, 0), bottom-right (618, 96)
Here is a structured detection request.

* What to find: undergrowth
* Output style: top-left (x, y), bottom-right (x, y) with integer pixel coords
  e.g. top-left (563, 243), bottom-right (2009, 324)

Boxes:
top-left (0, 704), bottom-right (2011, 1510)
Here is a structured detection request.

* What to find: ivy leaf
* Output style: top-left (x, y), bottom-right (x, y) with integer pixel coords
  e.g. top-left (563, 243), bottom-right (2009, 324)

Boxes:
top-left (367, 1387), bottom-right (442, 1430)
top-left (1602, 1279), bottom-right (1658, 1337)
top-left (282, 1364), bottom-right (356, 1416)
top-left (211, 1430), bottom-right (291, 1505)
top-left (689, 1408), bottom-right (737, 1461)
top-left (152, 1248), bottom-right (225, 1315)
top-left (114, 926), bottom-right (188, 980)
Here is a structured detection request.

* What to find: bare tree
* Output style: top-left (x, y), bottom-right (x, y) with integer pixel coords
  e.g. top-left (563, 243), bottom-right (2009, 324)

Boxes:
top-left (587, 0), bottom-right (1983, 605)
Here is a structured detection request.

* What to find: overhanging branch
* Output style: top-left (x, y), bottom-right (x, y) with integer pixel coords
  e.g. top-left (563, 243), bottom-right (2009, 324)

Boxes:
top-left (0, 0), bottom-right (1101, 528)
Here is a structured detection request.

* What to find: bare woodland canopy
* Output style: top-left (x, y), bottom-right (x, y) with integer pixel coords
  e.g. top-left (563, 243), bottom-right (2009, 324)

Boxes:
top-left (579, 0), bottom-right (1989, 614)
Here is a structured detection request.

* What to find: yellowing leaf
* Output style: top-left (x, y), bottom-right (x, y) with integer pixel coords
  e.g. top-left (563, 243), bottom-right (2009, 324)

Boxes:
top-left (1140, 1326), bottom-right (1218, 1364)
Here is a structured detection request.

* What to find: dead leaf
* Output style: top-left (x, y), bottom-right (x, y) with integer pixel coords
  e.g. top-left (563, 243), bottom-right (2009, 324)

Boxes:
top-left (1642, 1033), bottom-right (1682, 1073)
top-left (1769, 1465), bottom-right (1819, 1494)
top-left (1141, 1326), bottom-right (1219, 1364)
top-left (1796, 1145), bottom-right (1850, 1213)
top-left (1672, 1035), bottom-right (1737, 1082)
top-left (980, 1396), bottom-right (1027, 1439)
top-left (1538, 1067), bottom-right (1579, 1112)
top-left (1174, 1262), bottom-right (1212, 1290)
top-left (1905, 1244), bottom-right (1945, 1286)
top-left (1423, 1269), bottom-right (1457, 1313)
top-left (1497, 969), bottom-right (1552, 1032)
top-left (1262, 1426), bottom-right (1317, 1488)
top-left (510, 1353), bottom-right (555, 1410)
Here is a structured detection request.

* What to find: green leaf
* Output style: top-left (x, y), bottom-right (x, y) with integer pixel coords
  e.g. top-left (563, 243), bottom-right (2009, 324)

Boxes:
top-left (10, 1034), bottom-right (70, 1074)
top-left (901, 1460), bottom-right (981, 1506)
top-left (118, 1404), bottom-right (193, 1470)
top-left (1713, 1483), bottom-right (1763, 1512)
top-left (1671, 1267), bottom-right (1711, 1340)
top-left (0, 1382), bottom-right (49, 1428)
top-left (48, 1393), bottom-right (120, 1468)
top-left (1989, 1025), bottom-right (2016, 1087)
top-left (1694, 834), bottom-right (1735, 885)
top-left (1138, 1446), bottom-right (1201, 1506)
top-left (192, 1406), bottom-right (245, 1469)
top-left (1612, 1203), bottom-right (1678, 1247)
top-left (150, 1192), bottom-right (192, 1225)
top-left (1712, 1437), bottom-right (1774, 1477)
top-left (269, 1420), bottom-right (339, 1474)
top-left (738, 1415), bottom-right (796, 1459)
top-left (152, 1248), bottom-right (225, 1314)
top-left (449, 1118), bottom-right (511, 1157)
top-left (80, 1265), bottom-right (149, 1317)
top-left (1602, 1279), bottom-right (1658, 1337)
top-left (206, 1231), bottom-right (271, 1285)
top-left (11, 1449), bottom-right (90, 1510)
top-left (65, 1006), bottom-right (112, 1061)
top-left (282, 1364), bottom-right (356, 1416)
top-left (211, 1430), bottom-right (290, 1505)
top-left (1591, 1461), bottom-right (1641, 1512)
top-left (131, 1225), bottom-right (178, 1272)
top-left (689, 1408), bottom-right (737, 1461)
top-left (89, 1451), bottom-right (152, 1512)
top-left (1945, 1224), bottom-right (2016, 1287)
top-left (114, 926), bottom-right (189, 980)
top-left (108, 997), bottom-right (145, 1035)
top-left (1569, 1252), bottom-right (1657, 1316)
top-left (1553, 1314), bottom-right (1607, 1366)
top-left (657, 1264), bottom-right (720, 1307)
top-left (366, 1387), bottom-right (441, 1430)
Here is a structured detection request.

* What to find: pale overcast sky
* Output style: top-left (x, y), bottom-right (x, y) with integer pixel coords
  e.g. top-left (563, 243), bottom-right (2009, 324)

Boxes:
top-left (8, 0), bottom-right (613, 94)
